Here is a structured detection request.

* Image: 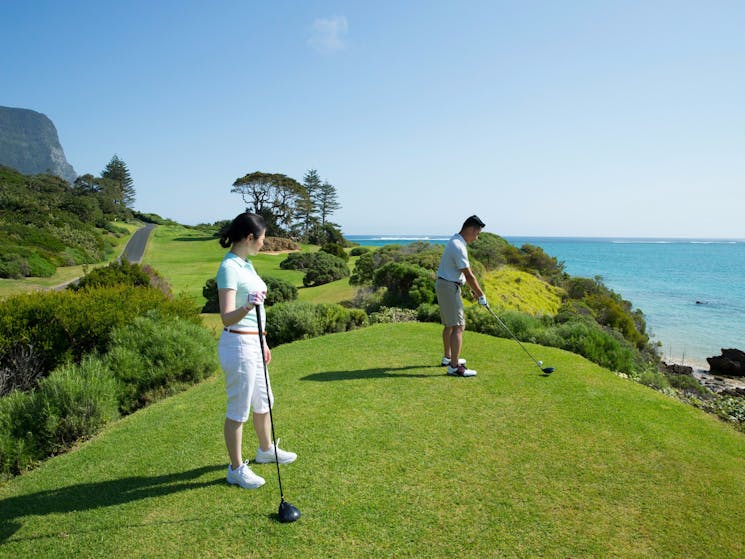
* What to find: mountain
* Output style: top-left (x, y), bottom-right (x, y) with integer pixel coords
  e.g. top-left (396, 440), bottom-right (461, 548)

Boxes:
top-left (0, 105), bottom-right (77, 184)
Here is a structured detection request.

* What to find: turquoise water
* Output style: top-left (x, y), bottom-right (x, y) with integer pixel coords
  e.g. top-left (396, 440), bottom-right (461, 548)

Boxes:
top-left (346, 235), bottom-right (745, 368)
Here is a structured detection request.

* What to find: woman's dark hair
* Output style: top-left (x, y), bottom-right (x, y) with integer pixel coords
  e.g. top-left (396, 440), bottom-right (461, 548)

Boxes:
top-left (219, 212), bottom-right (266, 248)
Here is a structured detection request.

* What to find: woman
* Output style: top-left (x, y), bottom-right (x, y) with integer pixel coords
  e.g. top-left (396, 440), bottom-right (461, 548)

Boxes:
top-left (216, 212), bottom-right (297, 489)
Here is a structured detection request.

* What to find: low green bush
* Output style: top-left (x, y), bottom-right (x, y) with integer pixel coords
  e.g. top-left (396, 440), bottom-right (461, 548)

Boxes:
top-left (302, 252), bottom-right (350, 287)
top-left (369, 307), bottom-right (418, 324)
top-left (350, 247), bottom-right (370, 257)
top-left (266, 301), bottom-right (367, 346)
top-left (320, 243), bottom-right (349, 261)
top-left (280, 252), bottom-right (317, 271)
top-left (0, 286), bottom-right (197, 374)
top-left (373, 262), bottom-right (436, 308)
top-left (105, 312), bottom-right (218, 413)
top-left (201, 278), bottom-right (219, 313)
top-left (264, 276), bottom-right (298, 306)
top-left (667, 373), bottom-right (710, 396)
top-left (416, 303), bottom-right (441, 323)
top-left (37, 356), bottom-right (120, 455)
top-left (639, 370), bottom-right (672, 390)
top-left (0, 389), bottom-right (43, 478)
top-left (69, 259), bottom-right (151, 291)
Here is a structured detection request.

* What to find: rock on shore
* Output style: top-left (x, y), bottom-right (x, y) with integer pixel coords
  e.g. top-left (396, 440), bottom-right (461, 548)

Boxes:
top-left (706, 348), bottom-right (745, 377)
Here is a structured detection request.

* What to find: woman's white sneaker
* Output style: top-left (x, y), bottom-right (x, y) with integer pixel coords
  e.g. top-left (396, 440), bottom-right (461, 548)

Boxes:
top-left (255, 442), bottom-right (297, 464)
top-left (441, 356), bottom-right (467, 366)
top-left (227, 463), bottom-right (265, 489)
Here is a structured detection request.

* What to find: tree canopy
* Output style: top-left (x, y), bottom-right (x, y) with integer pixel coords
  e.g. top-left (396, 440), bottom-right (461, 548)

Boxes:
top-left (231, 169), bottom-right (343, 241)
top-left (101, 155), bottom-right (135, 209)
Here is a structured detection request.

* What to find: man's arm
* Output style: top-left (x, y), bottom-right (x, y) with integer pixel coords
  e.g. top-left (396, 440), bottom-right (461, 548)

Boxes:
top-left (462, 267), bottom-right (484, 299)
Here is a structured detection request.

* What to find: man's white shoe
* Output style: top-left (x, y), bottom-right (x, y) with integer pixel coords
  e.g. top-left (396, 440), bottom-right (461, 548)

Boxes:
top-left (441, 356), bottom-right (467, 366)
top-left (447, 364), bottom-right (477, 377)
top-left (227, 463), bottom-right (265, 489)
top-left (255, 442), bottom-right (297, 464)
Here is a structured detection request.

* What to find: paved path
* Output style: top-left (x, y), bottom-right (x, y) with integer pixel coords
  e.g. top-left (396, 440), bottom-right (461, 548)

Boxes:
top-left (121, 223), bottom-right (156, 263)
top-left (53, 223), bottom-right (156, 290)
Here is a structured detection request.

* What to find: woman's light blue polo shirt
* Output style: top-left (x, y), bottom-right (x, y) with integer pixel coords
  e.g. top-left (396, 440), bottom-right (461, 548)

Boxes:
top-left (216, 251), bottom-right (267, 330)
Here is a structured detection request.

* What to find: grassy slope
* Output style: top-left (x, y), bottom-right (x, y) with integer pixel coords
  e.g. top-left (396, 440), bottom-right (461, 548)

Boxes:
top-left (1, 323), bottom-right (743, 558)
top-left (482, 266), bottom-right (563, 316)
top-left (0, 222), bottom-right (141, 298)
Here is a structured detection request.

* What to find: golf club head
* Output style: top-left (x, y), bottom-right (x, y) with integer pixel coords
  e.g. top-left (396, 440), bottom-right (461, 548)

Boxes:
top-left (541, 367), bottom-right (555, 375)
top-left (278, 499), bottom-right (301, 523)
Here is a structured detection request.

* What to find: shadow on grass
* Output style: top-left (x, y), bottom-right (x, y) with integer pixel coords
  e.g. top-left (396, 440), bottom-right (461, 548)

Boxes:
top-left (301, 365), bottom-right (442, 381)
top-left (173, 236), bottom-right (216, 242)
top-left (0, 464), bottom-right (224, 544)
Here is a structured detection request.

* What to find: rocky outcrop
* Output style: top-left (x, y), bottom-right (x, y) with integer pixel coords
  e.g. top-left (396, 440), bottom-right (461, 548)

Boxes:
top-left (706, 348), bottom-right (745, 377)
top-left (0, 106), bottom-right (77, 184)
top-left (661, 362), bottom-right (694, 376)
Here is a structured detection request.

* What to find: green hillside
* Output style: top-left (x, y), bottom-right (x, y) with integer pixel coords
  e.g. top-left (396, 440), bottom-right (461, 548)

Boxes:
top-left (1, 323), bottom-right (742, 558)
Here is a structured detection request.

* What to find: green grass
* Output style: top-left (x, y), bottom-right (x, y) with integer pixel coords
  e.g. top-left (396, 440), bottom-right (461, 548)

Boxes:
top-left (141, 225), bottom-right (355, 307)
top-left (0, 222), bottom-right (141, 298)
top-left (1, 323), bottom-right (743, 558)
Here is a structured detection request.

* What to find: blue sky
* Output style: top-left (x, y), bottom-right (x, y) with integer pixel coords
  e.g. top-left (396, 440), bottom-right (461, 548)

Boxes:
top-left (2, 1), bottom-right (744, 238)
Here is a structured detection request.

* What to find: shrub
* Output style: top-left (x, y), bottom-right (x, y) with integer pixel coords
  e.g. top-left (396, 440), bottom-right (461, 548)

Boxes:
top-left (201, 278), bottom-right (219, 313)
top-left (302, 252), bottom-right (350, 287)
top-left (0, 249), bottom-right (56, 279)
top-left (369, 307), bottom-right (418, 324)
top-left (468, 232), bottom-right (513, 270)
top-left (416, 303), bottom-right (441, 323)
top-left (350, 247), bottom-right (370, 257)
top-left (280, 252), bottom-right (317, 271)
top-left (0, 343), bottom-right (44, 396)
top-left (320, 243), bottom-right (349, 261)
top-left (639, 370), bottom-right (672, 391)
top-left (350, 243), bottom-right (442, 286)
top-left (537, 320), bottom-right (638, 373)
top-left (70, 260), bottom-right (172, 296)
top-left (37, 356), bottom-right (120, 454)
top-left (266, 301), bottom-right (367, 346)
top-left (105, 312), bottom-right (218, 413)
top-left (0, 389), bottom-right (43, 478)
top-left (0, 286), bottom-right (197, 374)
top-left (264, 276), bottom-right (298, 306)
top-left (69, 259), bottom-right (151, 291)
top-left (667, 373), bottom-right (710, 396)
top-left (373, 262), bottom-right (436, 308)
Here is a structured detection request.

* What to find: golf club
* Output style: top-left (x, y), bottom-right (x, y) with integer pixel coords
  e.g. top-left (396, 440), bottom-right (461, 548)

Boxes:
top-left (484, 304), bottom-right (555, 375)
top-left (255, 306), bottom-right (301, 523)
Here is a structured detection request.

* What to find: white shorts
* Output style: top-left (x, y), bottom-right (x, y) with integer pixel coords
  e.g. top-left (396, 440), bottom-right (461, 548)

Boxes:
top-left (218, 331), bottom-right (274, 422)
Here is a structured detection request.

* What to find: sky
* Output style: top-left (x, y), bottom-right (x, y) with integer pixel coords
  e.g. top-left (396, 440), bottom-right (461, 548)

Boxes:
top-left (2, 0), bottom-right (744, 238)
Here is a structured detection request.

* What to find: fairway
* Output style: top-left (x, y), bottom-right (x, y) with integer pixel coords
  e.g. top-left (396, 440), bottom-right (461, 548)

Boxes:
top-left (1, 323), bottom-right (742, 558)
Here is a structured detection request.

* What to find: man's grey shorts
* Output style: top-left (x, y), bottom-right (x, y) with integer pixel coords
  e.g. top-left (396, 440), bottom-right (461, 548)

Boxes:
top-left (436, 277), bottom-right (465, 327)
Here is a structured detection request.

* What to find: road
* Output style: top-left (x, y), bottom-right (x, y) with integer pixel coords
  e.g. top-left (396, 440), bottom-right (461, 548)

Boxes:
top-left (121, 223), bottom-right (156, 263)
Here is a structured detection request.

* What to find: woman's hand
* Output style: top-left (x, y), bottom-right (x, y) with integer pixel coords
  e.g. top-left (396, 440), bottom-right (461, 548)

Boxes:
top-left (263, 344), bottom-right (272, 364)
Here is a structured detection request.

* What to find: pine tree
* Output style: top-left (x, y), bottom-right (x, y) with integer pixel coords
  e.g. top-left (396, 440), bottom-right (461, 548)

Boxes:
top-left (297, 169), bottom-right (322, 237)
top-left (101, 155), bottom-right (135, 209)
top-left (315, 181), bottom-right (341, 225)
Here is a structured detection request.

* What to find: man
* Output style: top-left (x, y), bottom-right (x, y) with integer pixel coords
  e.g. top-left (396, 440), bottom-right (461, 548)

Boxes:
top-left (435, 215), bottom-right (488, 377)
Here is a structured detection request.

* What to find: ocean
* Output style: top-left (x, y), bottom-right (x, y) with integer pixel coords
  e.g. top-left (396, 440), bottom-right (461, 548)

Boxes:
top-left (345, 235), bottom-right (745, 369)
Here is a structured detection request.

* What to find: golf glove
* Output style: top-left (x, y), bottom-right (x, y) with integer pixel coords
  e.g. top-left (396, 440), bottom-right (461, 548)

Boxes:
top-left (246, 290), bottom-right (266, 306)
top-left (478, 295), bottom-right (488, 306)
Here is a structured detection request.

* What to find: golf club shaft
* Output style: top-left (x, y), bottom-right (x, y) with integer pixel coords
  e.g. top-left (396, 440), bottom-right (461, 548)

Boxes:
top-left (484, 305), bottom-right (545, 372)
top-left (255, 306), bottom-right (285, 500)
